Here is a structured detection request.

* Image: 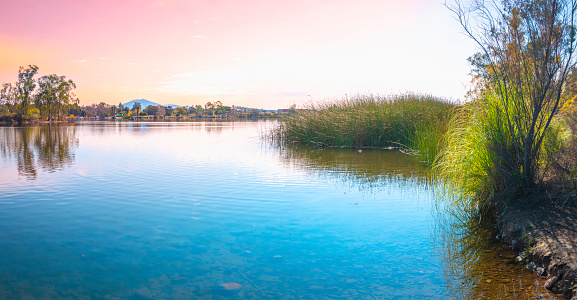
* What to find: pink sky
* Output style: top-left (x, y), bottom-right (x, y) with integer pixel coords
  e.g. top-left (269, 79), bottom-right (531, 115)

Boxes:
top-left (0, 0), bottom-right (476, 109)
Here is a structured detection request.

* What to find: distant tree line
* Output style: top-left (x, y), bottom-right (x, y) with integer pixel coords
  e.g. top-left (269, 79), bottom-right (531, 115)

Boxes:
top-left (81, 100), bottom-right (282, 119)
top-left (0, 65), bottom-right (80, 122)
top-left (1, 66), bottom-right (288, 122)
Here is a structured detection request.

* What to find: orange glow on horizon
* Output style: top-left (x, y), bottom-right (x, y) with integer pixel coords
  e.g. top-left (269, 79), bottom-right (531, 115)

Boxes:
top-left (0, 0), bottom-right (476, 109)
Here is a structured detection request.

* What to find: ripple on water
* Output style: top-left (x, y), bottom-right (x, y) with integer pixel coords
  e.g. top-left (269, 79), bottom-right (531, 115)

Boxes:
top-left (0, 122), bottom-right (559, 299)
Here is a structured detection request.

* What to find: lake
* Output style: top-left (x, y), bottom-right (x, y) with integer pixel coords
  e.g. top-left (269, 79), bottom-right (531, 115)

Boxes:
top-left (0, 121), bottom-right (558, 299)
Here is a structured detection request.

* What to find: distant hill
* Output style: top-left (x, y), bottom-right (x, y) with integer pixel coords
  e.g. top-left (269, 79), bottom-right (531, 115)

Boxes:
top-left (120, 99), bottom-right (185, 109)
top-left (120, 99), bottom-right (159, 109)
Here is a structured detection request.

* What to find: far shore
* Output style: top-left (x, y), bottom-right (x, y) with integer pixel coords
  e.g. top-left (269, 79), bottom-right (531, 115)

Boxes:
top-left (0, 115), bottom-right (279, 126)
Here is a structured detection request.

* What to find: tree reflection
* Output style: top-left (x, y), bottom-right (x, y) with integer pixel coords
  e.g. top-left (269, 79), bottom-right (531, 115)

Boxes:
top-left (0, 125), bottom-right (78, 179)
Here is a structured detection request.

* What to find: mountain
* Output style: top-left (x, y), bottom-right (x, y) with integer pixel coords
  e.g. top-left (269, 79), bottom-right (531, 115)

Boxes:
top-left (120, 99), bottom-right (159, 109)
top-left (120, 99), bottom-right (185, 108)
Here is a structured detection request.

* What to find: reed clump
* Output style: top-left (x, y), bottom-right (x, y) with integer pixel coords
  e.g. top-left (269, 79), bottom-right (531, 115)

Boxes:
top-left (269, 93), bottom-right (454, 164)
top-left (434, 93), bottom-right (576, 213)
top-left (434, 99), bottom-right (502, 213)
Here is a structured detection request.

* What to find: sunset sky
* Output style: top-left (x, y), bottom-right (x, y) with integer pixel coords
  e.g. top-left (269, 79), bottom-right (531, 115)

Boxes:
top-left (0, 0), bottom-right (477, 109)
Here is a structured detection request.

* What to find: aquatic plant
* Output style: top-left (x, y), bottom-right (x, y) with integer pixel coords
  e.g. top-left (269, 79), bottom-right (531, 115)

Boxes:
top-left (268, 93), bottom-right (454, 164)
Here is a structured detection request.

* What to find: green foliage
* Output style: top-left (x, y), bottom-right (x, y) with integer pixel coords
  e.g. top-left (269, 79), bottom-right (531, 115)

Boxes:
top-left (68, 103), bottom-right (85, 117)
top-left (435, 99), bottom-right (505, 212)
top-left (543, 110), bottom-right (577, 200)
top-left (447, 0), bottom-right (577, 191)
top-left (435, 92), bottom-right (574, 213)
top-left (165, 106), bottom-right (174, 116)
top-left (143, 105), bottom-right (165, 117)
top-left (269, 93), bottom-right (454, 164)
top-left (1, 65), bottom-right (79, 122)
top-left (35, 74), bottom-right (77, 121)
top-left (0, 104), bottom-right (15, 120)
top-left (174, 106), bottom-right (188, 116)
top-left (15, 65), bottom-right (39, 120)
top-left (436, 0), bottom-right (577, 215)
top-left (132, 102), bottom-right (141, 117)
top-left (1, 65), bottom-right (40, 121)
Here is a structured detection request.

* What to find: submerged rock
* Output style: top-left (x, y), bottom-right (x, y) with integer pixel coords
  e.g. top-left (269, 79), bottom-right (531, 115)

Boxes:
top-left (545, 276), bottom-right (559, 289)
top-left (220, 282), bottom-right (242, 290)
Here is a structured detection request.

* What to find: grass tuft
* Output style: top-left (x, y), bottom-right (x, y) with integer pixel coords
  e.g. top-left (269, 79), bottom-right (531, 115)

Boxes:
top-left (434, 92), bottom-right (576, 213)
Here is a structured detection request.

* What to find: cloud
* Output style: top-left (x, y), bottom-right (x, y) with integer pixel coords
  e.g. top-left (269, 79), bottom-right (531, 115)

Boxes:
top-left (155, 55), bottom-right (325, 96)
top-left (156, 68), bottom-right (257, 95)
top-left (271, 91), bottom-right (309, 97)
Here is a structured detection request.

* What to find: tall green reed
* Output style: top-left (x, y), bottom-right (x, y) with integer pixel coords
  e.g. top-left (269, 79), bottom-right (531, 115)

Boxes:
top-left (434, 100), bottom-right (496, 213)
top-left (434, 91), bottom-right (567, 213)
top-left (268, 93), bottom-right (454, 164)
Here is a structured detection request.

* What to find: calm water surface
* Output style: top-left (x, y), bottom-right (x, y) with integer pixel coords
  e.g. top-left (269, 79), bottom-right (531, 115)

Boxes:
top-left (0, 121), bottom-right (559, 299)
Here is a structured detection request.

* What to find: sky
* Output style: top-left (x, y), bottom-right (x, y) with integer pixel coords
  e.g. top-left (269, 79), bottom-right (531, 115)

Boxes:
top-left (0, 0), bottom-right (477, 109)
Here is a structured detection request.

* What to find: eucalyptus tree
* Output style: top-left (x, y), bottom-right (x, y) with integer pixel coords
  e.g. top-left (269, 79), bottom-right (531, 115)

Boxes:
top-left (165, 105), bottom-right (174, 116)
top-left (9, 65), bottom-right (39, 120)
top-left (174, 106), bottom-right (188, 116)
top-left (35, 74), bottom-right (77, 120)
top-left (0, 83), bottom-right (14, 119)
top-left (446, 0), bottom-right (577, 190)
top-left (132, 101), bottom-right (141, 118)
top-left (1, 82), bottom-right (11, 105)
top-left (188, 105), bottom-right (199, 115)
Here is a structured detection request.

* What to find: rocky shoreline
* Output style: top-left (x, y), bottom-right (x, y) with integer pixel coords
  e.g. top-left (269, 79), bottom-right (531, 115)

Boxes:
top-left (494, 199), bottom-right (577, 299)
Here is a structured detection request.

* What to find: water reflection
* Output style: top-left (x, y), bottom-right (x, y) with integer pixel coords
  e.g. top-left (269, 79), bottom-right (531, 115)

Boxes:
top-left (279, 144), bottom-right (558, 299)
top-left (73, 120), bottom-right (243, 136)
top-left (276, 145), bottom-right (429, 188)
top-left (0, 122), bottom-right (561, 299)
top-left (0, 125), bottom-right (78, 179)
top-left (432, 204), bottom-right (559, 299)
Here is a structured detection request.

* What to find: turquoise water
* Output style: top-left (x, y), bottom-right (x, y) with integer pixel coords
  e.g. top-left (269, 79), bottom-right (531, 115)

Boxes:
top-left (0, 122), bottom-right (554, 299)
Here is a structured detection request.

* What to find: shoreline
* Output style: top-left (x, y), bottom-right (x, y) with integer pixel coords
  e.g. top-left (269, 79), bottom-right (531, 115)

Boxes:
top-left (494, 199), bottom-right (577, 299)
top-left (0, 116), bottom-right (276, 126)
top-left (0, 120), bottom-right (73, 125)
top-left (2, 116), bottom-right (575, 298)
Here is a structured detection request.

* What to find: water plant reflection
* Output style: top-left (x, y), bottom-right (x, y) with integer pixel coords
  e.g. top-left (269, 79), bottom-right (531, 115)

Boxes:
top-left (276, 145), bottom-right (429, 188)
top-left (432, 204), bottom-right (559, 299)
top-left (278, 143), bottom-right (559, 298)
top-left (0, 125), bottom-right (78, 179)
